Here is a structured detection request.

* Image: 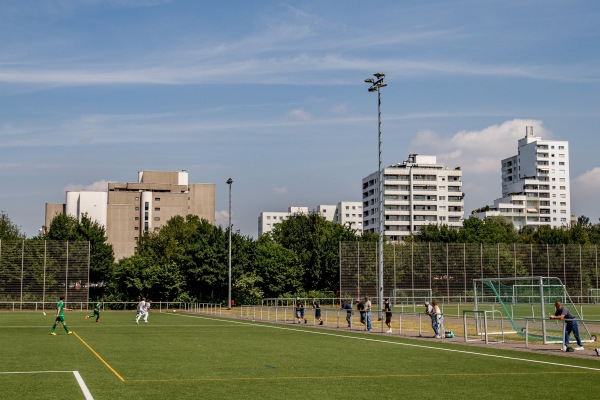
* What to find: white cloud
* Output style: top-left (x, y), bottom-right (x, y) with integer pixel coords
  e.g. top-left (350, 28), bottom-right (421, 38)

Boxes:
top-left (414, 119), bottom-right (547, 175)
top-left (572, 168), bottom-right (600, 220)
top-left (63, 179), bottom-right (112, 192)
top-left (286, 109), bottom-right (312, 121)
top-left (272, 186), bottom-right (288, 195)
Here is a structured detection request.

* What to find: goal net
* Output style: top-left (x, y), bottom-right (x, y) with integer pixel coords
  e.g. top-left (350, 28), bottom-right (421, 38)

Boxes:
top-left (473, 276), bottom-right (593, 343)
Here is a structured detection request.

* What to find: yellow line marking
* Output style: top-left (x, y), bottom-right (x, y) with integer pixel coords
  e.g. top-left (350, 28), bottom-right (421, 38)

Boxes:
top-left (126, 370), bottom-right (598, 383)
top-left (73, 332), bottom-right (125, 382)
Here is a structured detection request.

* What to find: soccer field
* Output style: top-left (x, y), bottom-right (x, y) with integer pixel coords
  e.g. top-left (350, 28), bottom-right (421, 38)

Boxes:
top-left (1, 311), bottom-right (600, 400)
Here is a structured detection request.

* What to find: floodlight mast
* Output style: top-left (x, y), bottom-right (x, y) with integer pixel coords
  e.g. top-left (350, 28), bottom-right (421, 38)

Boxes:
top-left (226, 178), bottom-right (233, 310)
top-left (364, 72), bottom-right (387, 321)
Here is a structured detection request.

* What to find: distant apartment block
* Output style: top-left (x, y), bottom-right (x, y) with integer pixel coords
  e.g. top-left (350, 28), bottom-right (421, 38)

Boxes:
top-left (473, 126), bottom-right (570, 228)
top-left (45, 170), bottom-right (215, 260)
top-left (362, 154), bottom-right (464, 241)
top-left (258, 202), bottom-right (363, 236)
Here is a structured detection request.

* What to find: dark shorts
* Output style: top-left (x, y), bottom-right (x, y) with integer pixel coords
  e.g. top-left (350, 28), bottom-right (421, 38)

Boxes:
top-left (315, 309), bottom-right (321, 318)
top-left (385, 313), bottom-right (392, 324)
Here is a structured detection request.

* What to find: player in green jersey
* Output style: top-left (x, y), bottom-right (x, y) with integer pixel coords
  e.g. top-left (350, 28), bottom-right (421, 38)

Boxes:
top-left (86, 301), bottom-right (102, 322)
top-left (51, 296), bottom-right (73, 336)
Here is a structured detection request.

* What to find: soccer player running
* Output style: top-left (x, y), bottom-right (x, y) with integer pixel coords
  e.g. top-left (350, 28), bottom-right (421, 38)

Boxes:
top-left (86, 301), bottom-right (102, 322)
top-left (135, 297), bottom-right (150, 324)
top-left (50, 296), bottom-right (73, 336)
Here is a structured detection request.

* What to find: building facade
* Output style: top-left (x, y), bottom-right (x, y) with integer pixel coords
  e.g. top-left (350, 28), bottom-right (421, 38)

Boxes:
top-left (362, 154), bottom-right (464, 241)
top-left (45, 170), bottom-right (215, 260)
top-left (474, 126), bottom-right (570, 228)
top-left (258, 202), bottom-right (363, 236)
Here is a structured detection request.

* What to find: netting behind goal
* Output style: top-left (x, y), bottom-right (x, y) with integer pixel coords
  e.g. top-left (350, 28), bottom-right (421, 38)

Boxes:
top-left (473, 276), bottom-right (593, 343)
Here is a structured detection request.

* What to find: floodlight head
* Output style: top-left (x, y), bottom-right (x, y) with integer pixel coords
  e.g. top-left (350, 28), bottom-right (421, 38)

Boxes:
top-left (373, 72), bottom-right (385, 78)
top-left (368, 87), bottom-right (377, 92)
top-left (364, 78), bottom-right (374, 83)
top-left (380, 83), bottom-right (388, 88)
top-left (226, 178), bottom-right (233, 185)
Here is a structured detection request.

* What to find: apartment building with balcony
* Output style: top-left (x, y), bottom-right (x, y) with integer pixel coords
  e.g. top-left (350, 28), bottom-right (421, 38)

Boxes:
top-left (258, 202), bottom-right (363, 236)
top-left (474, 126), bottom-right (570, 228)
top-left (362, 154), bottom-right (464, 241)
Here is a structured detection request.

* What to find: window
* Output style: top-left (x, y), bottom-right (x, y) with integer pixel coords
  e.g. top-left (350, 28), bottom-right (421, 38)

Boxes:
top-left (135, 217), bottom-right (139, 221)
top-left (154, 197), bottom-right (161, 201)
top-left (154, 217), bottom-right (160, 221)
top-left (559, 162), bottom-right (565, 166)
top-left (439, 186), bottom-right (445, 190)
top-left (135, 207), bottom-right (139, 211)
top-left (560, 186), bottom-right (566, 190)
top-left (135, 197), bottom-right (139, 201)
top-left (439, 196), bottom-right (445, 201)
top-left (135, 227), bottom-right (139, 231)
top-left (134, 237), bottom-right (139, 241)
top-left (558, 146), bottom-right (565, 150)
top-left (154, 207), bottom-right (160, 211)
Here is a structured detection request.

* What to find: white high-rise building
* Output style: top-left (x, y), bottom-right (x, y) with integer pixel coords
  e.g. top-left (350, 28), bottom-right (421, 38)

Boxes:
top-left (474, 126), bottom-right (570, 228)
top-left (258, 202), bottom-right (363, 236)
top-left (362, 154), bottom-right (464, 240)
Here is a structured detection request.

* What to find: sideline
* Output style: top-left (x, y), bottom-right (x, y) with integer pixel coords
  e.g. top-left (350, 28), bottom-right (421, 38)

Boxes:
top-left (172, 313), bottom-right (600, 372)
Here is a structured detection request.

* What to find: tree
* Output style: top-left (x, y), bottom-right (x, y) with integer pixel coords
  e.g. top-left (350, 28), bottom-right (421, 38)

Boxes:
top-left (270, 212), bottom-right (361, 292)
top-left (0, 211), bottom-right (26, 240)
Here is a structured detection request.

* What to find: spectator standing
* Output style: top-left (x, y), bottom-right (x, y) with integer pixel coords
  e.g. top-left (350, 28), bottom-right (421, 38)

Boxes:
top-left (341, 299), bottom-right (353, 327)
top-left (550, 301), bottom-right (584, 351)
top-left (364, 296), bottom-right (372, 331)
top-left (384, 298), bottom-right (393, 333)
top-left (311, 297), bottom-right (323, 325)
top-left (424, 301), bottom-right (437, 337)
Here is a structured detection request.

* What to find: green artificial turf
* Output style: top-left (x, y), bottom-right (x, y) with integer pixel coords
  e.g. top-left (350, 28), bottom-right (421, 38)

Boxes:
top-left (1, 311), bottom-right (600, 399)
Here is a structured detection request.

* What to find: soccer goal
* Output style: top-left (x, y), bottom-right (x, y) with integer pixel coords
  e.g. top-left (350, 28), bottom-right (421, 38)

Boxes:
top-left (391, 288), bottom-right (432, 307)
top-left (473, 276), bottom-right (594, 344)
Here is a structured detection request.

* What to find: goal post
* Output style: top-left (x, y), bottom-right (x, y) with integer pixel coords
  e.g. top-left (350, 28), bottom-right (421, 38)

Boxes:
top-left (473, 276), bottom-right (594, 344)
top-left (588, 288), bottom-right (600, 304)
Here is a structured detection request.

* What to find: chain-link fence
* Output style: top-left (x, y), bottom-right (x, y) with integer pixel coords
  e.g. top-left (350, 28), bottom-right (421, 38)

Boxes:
top-left (340, 242), bottom-right (600, 304)
top-left (0, 240), bottom-right (90, 307)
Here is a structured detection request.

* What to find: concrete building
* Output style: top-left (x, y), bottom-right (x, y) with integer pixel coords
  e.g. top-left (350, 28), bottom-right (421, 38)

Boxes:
top-left (362, 154), bottom-right (464, 241)
top-left (258, 202), bottom-right (363, 236)
top-left (473, 126), bottom-right (570, 228)
top-left (45, 170), bottom-right (215, 260)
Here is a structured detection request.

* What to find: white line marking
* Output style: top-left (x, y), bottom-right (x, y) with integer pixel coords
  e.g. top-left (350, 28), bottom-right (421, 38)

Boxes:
top-left (171, 313), bottom-right (600, 372)
top-left (0, 371), bottom-right (73, 374)
top-left (0, 370), bottom-right (94, 399)
top-left (73, 371), bottom-right (94, 400)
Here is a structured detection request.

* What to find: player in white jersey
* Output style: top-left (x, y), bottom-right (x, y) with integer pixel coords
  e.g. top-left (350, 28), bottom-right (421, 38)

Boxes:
top-left (135, 297), bottom-right (151, 324)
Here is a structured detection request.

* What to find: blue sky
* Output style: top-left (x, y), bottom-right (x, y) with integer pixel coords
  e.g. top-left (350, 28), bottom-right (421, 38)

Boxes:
top-left (1, 0), bottom-right (600, 238)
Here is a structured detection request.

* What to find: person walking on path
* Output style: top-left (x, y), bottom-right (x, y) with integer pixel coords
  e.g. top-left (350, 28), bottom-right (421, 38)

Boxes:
top-left (311, 297), bottom-right (323, 325)
top-left (550, 301), bottom-right (584, 351)
top-left (86, 301), bottom-right (102, 323)
top-left (51, 296), bottom-right (73, 336)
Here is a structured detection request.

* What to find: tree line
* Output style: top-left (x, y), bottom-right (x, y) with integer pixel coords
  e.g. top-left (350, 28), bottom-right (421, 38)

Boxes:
top-left (2, 210), bottom-right (600, 304)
